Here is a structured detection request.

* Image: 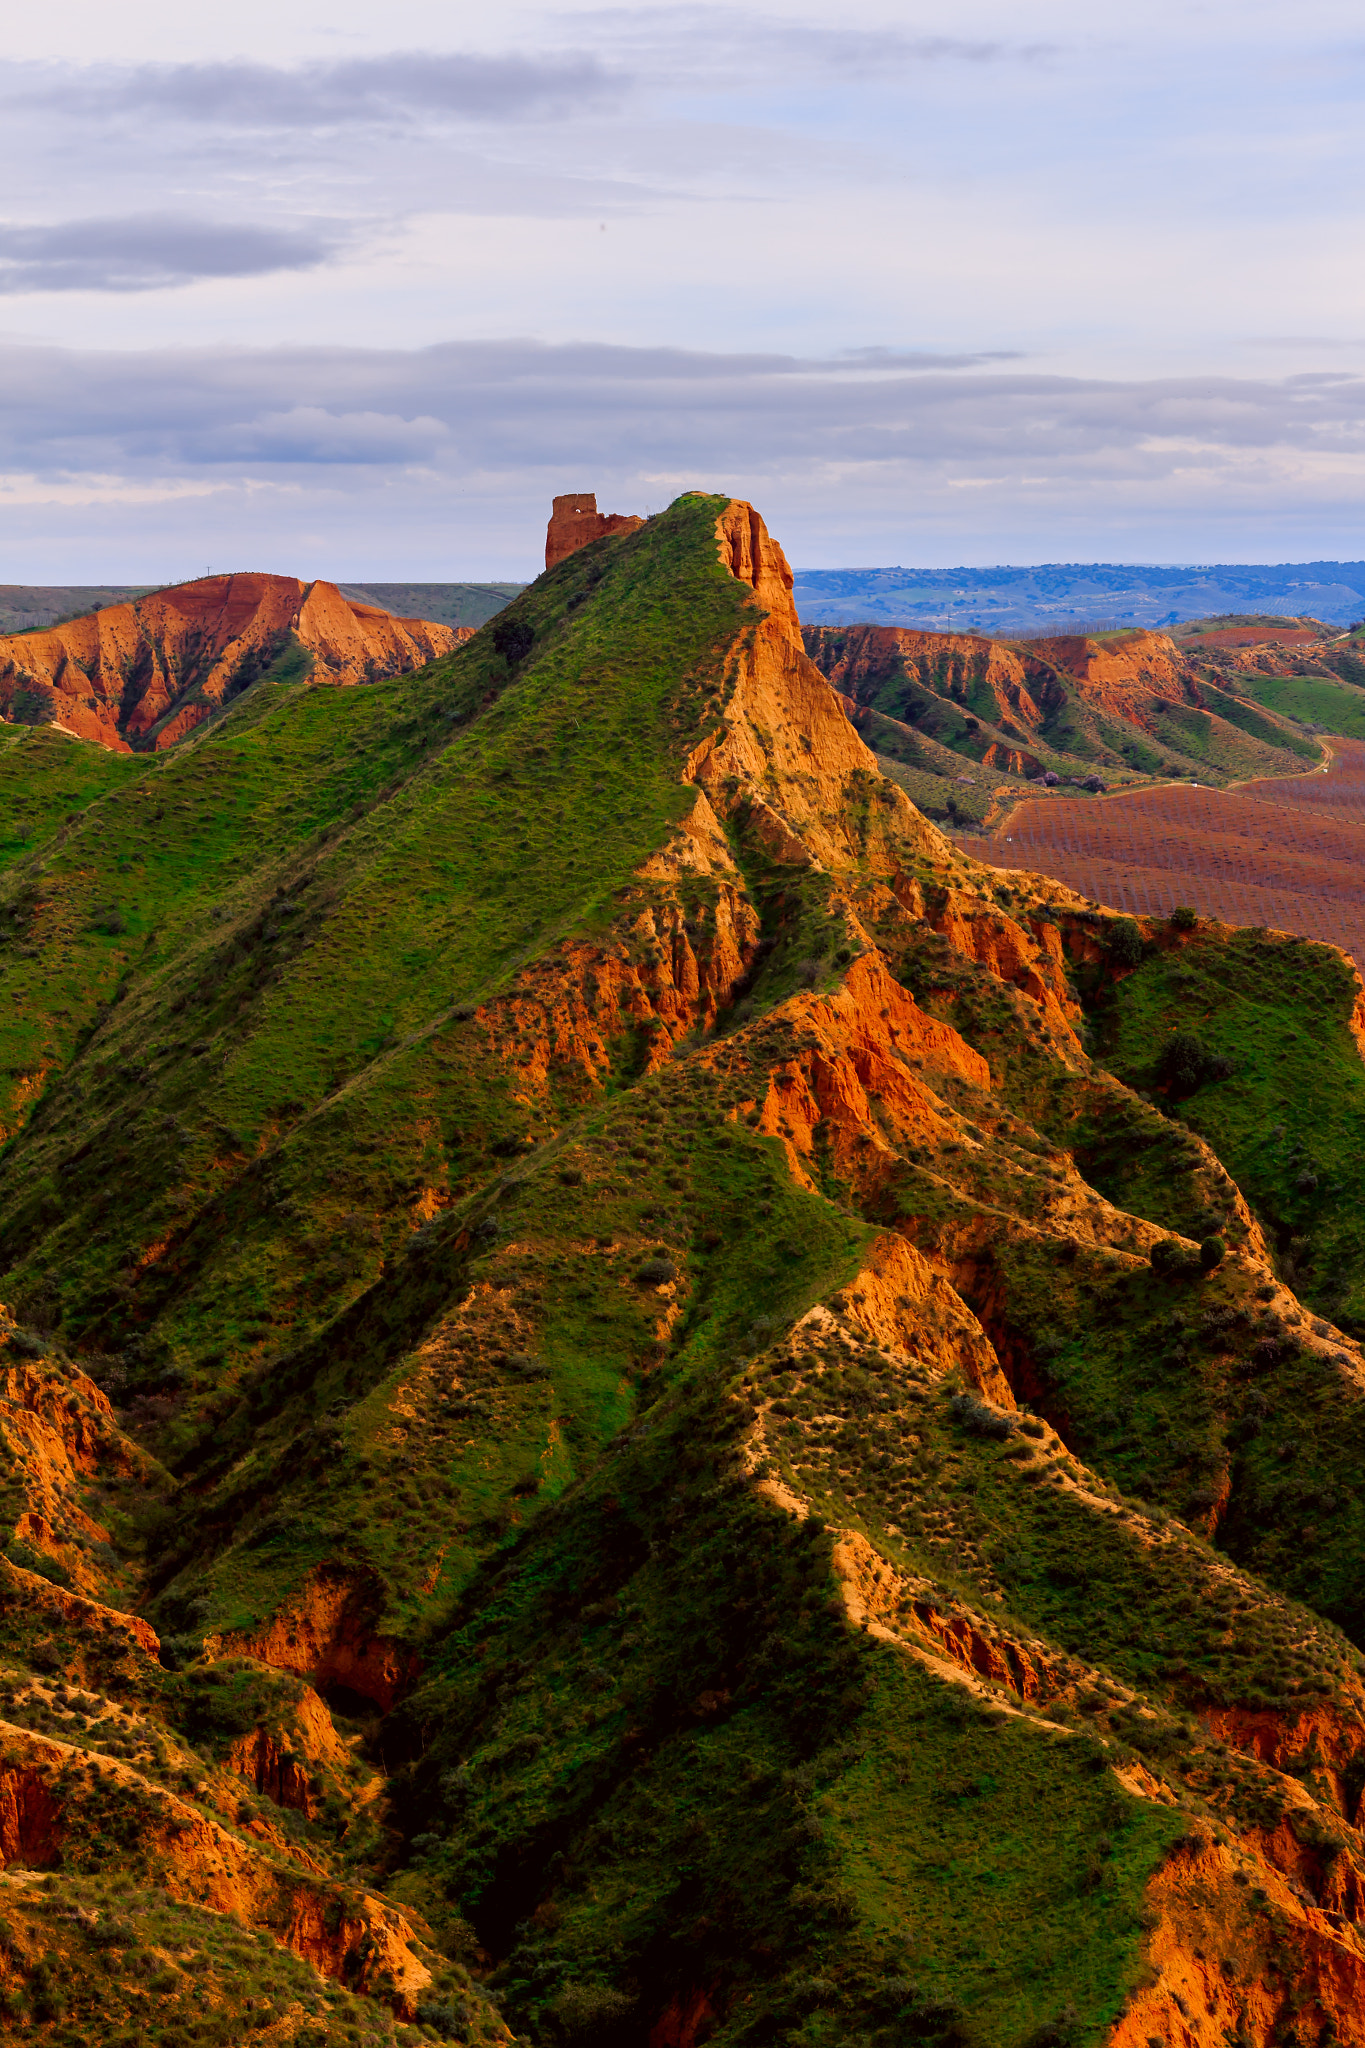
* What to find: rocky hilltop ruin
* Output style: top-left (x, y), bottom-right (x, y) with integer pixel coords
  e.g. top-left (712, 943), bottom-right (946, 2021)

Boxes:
top-left (543, 489), bottom-right (644, 570)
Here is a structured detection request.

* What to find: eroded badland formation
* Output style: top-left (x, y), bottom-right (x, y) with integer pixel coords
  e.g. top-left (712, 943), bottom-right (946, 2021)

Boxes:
top-left (5, 496), bottom-right (1365, 2044)
top-left (0, 574), bottom-right (464, 753)
top-left (802, 615), bottom-right (1363, 832)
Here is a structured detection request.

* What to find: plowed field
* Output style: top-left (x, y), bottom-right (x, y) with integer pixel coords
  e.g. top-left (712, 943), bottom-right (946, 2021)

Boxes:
top-left (956, 739), bottom-right (1365, 964)
top-left (1185, 626), bottom-right (1322, 650)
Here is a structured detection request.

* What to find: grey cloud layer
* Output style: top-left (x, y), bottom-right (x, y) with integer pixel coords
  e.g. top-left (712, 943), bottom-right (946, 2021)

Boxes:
top-left (6, 21), bottom-right (1054, 139)
top-left (2, 337), bottom-right (1362, 477)
top-left (0, 217), bottom-right (343, 293)
top-left (7, 50), bottom-right (625, 129)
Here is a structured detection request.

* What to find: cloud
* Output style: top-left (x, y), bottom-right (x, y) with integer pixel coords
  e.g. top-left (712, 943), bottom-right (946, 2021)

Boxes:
top-left (567, 9), bottom-right (1062, 80)
top-left (0, 216), bottom-right (343, 293)
top-left (3, 336), bottom-right (1364, 476)
top-left (180, 407), bottom-right (449, 465)
top-left (0, 335), bottom-right (1362, 573)
top-left (8, 50), bottom-right (625, 131)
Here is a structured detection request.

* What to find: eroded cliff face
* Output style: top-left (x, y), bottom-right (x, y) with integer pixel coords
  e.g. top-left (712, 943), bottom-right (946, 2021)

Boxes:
top-left (814, 623), bottom-right (1051, 727)
top-left (1026, 628), bottom-right (1192, 717)
top-left (0, 1308), bottom-right (157, 1599)
top-left (691, 504), bottom-right (949, 872)
top-left (0, 572), bottom-right (462, 753)
top-left (803, 618), bottom-right (1224, 768)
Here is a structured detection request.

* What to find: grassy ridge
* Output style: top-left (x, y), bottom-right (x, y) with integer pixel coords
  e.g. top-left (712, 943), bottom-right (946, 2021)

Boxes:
top-left (388, 1356), bottom-right (1177, 2048)
top-left (1094, 926), bottom-right (1365, 1327)
top-left (1235, 669), bottom-right (1365, 740)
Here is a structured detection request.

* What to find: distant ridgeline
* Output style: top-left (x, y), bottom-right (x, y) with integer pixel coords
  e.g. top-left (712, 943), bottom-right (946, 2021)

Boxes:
top-left (794, 560), bottom-right (1365, 633)
top-left (0, 580), bottom-right (521, 637)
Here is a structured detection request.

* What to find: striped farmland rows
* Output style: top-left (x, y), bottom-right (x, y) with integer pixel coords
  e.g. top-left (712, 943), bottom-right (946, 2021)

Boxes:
top-left (955, 738), bottom-right (1365, 966)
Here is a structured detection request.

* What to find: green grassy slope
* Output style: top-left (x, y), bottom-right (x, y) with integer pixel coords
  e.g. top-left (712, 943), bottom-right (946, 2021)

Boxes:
top-left (0, 726), bottom-right (144, 875)
top-left (388, 1360), bottom-right (1179, 2048)
top-left (1234, 669), bottom-right (1365, 738)
top-left (1093, 925), bottom-right (1365, 1330)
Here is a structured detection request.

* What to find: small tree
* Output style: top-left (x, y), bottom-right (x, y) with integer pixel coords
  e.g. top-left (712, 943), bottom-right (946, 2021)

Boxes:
top-left (491, 615), bottom-right (534, 666)
top-left (1151, 1238), bottom-right (1200, 1279)
top-left (1170, 905), bottom-right (1197, 932)
top-left (1109, 918), bottom-right (1143, 968)
top-left (1158, 1031), bottom-right (1232, 1097)
top-left (1200, 1236), bottom-right (1226, 1271)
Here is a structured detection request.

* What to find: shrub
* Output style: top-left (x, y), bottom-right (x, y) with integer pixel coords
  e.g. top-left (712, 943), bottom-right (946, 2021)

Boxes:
top-left (1150, 1238), bottom-right (1200, 1279)
top-left (4, 1537), bottom-right (72, 1590)
top-left (416, 1995), bottom-right (476, 2038)
top-left (1170, 904), bottom-right (1198, 931)
top-left (949, 1392), bottom-right (1017, 1439)
top-left (1042, 770), bottom-right (1060, 787)
top-left (634, 1255), bottom-right (677, 1285)
top-left (551, 1983), bottom-right (637, 2036)
top-left (1109, 918), bottom-right (1144, 968)
top-left (1200, 1235), bottom-right (1226, 1271)
top-left (11, 683), bottom-right (56, 726)
top-left (1157, 1030), bottom-right (1232, 1096)
top-left (491, 616), bottom-right (534, 665)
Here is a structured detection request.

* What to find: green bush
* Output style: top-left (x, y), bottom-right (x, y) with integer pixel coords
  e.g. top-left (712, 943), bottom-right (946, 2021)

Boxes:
top-left (1109, 919), bottom-right (1144, 968)
top-left (1170, 905), bottom-right (1198, 932)
top-left (1157, 1030), bottom-right (1232, 1097)
top-left (634, 1255), bottom-right (677, 1284)
top-left (1200, 1235), bottom-right (1226, 1271)
top-left (1150, 1238), bottom-right (1201, 1279)
top-left (3, 1537), bottom-right (72, 1590)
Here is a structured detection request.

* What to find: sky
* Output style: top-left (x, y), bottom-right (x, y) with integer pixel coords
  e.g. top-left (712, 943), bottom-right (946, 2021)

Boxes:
top-left (2, 0), bottom-right (1364, 580)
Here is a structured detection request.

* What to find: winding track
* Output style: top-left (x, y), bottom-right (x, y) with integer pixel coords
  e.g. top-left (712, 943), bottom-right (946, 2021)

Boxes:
top-left (955, 740), bottom-right (1365, 965)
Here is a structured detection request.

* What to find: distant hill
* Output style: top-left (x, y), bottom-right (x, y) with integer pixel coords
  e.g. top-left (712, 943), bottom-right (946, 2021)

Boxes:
top-left (0, 584), bottom-right (151, 634)
top-left (803, 617), bottom-right (1330, 829)
top-left (0, 580), bottom-right (520, 637)
top-left (794, 560), bottom-right (1365, 632)
top-left (338, 581), bottom-right (521, 627)
top-left (0, 573), bottom-right (462, 751)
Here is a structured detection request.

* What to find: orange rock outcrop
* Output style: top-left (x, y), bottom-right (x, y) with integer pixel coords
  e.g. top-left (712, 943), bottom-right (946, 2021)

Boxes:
top-left (0, 1721), bottom-right (434, 2014)
top-left (545, 492), bottom-right (645, 570)
top-left (226, 1682), bottom-right (346, 1817)
top-left (216, 1564), bottom-right (417, 1710)
top-left (0, 1327), bottom-right (155, 1598)
top-left (689, 503), bottom-right (947, 873)
top-left (0, 573), bottom-right (462, 753)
